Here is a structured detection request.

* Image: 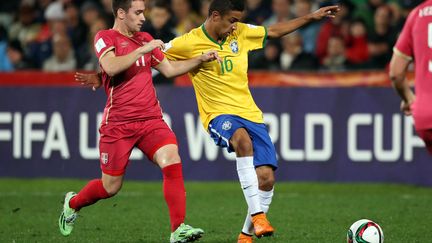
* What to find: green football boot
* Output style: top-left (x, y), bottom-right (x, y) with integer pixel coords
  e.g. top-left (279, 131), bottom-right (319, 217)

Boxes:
top-left (58, 192), bottom-right (77, 236)
top-left (170, 223), bottom-right (204, 243)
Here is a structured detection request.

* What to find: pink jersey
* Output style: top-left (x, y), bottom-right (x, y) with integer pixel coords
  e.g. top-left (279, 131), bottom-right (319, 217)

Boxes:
top-left (394, 0), bottom-right (432, 130)
top-left (94, 29), bottom-right (165, 125)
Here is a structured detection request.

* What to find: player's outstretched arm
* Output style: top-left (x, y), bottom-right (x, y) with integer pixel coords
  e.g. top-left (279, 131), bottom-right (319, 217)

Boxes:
top-left (267, 5), bottom-right (340, 39)
top-left (155, 50), bottom-right (221, 78)
top-left (389, 51), bottom-right (415, 116)
top-left (100, 39), bottom-right (165, 77)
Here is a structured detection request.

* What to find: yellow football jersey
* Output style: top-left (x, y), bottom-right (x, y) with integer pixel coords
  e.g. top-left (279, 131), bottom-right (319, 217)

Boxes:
top-left (164, 22), bottom-right (267, 130)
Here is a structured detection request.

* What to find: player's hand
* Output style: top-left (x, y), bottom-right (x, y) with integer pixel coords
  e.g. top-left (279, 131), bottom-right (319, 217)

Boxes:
top-left (140, 39), bottom-right (165, 54)
top-left (200, 50), bottom-right (222, 63)
top-left (400, 98), bottom-right (414, 116)
top-left (75, 72), bottom-right (102, 91)
top-left (308, 5), bottom-right (340, 21)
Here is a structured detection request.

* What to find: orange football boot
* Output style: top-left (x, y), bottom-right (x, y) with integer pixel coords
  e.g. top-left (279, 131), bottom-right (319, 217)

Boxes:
top-left (237, 232), bottom-right (253, 243)
top-left (251, 213), bottom-right (274, 238)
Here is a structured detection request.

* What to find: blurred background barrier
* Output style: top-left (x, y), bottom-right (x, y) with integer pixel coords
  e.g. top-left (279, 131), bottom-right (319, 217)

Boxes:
top-left (1, 72), bottom-right (430, 186)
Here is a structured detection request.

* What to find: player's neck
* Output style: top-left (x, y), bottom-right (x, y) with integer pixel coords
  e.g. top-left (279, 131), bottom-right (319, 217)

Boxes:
top-left (112, 21), bottom-right (135, 37)
top-left (204, 21), bottom-right (223, 43)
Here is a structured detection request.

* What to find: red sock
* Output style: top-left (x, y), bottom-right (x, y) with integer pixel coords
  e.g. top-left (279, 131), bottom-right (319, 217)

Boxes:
top-left (162, 163), bottom-right (186, 232)
top-left (69, 179), bottom-right (111, 211)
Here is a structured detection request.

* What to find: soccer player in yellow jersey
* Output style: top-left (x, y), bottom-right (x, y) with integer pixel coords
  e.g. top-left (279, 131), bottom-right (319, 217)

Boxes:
top-left (163, 1), bottom-right (338, 242)
top-left (77, 1), bottom-right (339, 242)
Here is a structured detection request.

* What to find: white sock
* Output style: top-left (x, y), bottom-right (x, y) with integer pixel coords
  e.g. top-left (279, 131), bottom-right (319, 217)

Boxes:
top-left (236, 157), bottom-right (262, 216)
top-left (242, 188), bottom-right (274, 235)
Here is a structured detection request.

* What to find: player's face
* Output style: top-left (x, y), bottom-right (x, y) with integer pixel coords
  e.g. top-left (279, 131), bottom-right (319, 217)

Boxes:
top-left (217, 10), bottom-right (243, 39)
top-left (124, 0), bottom-right (146, 32)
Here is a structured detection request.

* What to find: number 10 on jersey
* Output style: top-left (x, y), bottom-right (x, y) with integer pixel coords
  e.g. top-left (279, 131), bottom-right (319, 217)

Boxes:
top-left (220, 57), bottom-right (233, 74)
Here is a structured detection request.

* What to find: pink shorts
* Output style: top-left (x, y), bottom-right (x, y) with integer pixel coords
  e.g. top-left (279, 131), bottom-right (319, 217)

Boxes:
top-left (416, 129), bottom-right (432, 155)
top-left (98, 119), bottom-right (177, 176)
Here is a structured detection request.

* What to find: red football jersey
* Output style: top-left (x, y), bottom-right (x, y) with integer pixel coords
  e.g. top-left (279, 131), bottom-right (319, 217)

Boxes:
top-left (94, 29), bottom-right (165, 125)
top-left (394, 1), bottom-right (432, 130)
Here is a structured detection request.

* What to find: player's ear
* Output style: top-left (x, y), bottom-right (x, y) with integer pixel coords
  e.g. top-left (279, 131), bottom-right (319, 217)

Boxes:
top-left (211, 10), bottom-right (222, 22)
top-left (117, 8), bottom-right (127, 20)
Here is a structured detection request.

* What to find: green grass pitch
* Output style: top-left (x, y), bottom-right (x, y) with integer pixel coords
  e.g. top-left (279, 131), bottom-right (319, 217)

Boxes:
top-left (1, 178), bottom-right (431, 242)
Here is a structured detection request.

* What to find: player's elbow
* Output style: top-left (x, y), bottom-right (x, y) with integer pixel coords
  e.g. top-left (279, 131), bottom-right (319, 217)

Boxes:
top-left (266, 27), bottom-right (281, 39)
top-left (389, 68), bottom-right (405, 85)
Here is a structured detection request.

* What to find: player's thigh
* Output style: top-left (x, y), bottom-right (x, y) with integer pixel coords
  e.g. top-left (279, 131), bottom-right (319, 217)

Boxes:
top-left (99, 124), bottom-right (137, 176)
top-left (135, 119), bottom-right (178, 166)
top-left (416, 128), bottom-right (432, 155)
top-left (208, 115), bottom-right (246, 153)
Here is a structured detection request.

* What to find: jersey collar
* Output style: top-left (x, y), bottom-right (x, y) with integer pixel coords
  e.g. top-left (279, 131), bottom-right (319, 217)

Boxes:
top-left (201, 24), bottom-right (226, 49)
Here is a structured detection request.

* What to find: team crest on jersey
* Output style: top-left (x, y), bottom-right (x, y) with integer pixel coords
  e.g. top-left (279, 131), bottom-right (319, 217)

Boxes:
top-left (120, 41), bottom-right (129, 48)
top-left (222, 121), bottom-right (232, 131)
top-left (101, 153), bottom-right (109, 164)
top-left (229, 40), bottom-right (239, 54)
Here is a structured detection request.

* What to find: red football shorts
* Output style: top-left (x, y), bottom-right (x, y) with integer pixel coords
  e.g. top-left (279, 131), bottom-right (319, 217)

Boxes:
top-left (416, 128), bottom-right (432, 155)
top-left (98, 119), bottom-right (177, 176)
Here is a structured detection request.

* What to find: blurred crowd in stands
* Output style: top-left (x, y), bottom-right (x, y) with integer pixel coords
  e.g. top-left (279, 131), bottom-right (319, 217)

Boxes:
top-left (0, 0), bottom-right (421, 80)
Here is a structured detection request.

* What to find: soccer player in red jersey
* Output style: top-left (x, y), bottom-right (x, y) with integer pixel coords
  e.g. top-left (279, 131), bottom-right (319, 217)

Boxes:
top-left (389, 0), bottom-right (432, 155)
top-left (58, 1), bottom-right (219, 242)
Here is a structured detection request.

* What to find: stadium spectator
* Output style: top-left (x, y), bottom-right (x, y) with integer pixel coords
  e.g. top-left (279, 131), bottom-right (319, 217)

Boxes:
top-left (280, 32), bottom-right (319, 71)
top-left (141, 0), bottom-right (176, 84)
top-left (26, 1), bottom-right (69, 68)
top-left (351, 0), bottom-right (385, 30)
top-left (345, 18), bottom-right (369, 66)
top-left (142, 0), bottom-right (176, 43)
top-left (42, 33), bottom-right (76, 71)
top-left (322, 36), bottom-right (349, 71)
top-left (244, 0), bottom-right (272, 25)
top-left (7, 39), bottom-right (34, 70)
top-left (262, 0), bottom-right (294, 26)
top-left (293, 0), bottom-right (321, 54)
top-left (101, 0), bottom-right (115, 26)
top-left (0, 26), bottom-right (13, 71)
top-left (34, 0), bottom-right (54, 23)
top-left (81, 1), bottom-right (101, 28)
top-left (171, 0), bottom-right (201, 35)
top-left (80, 17), bottom-right (109, 70)
top-left (8, 3), bottom-right (41, 53)
top-left (367, 5), bottom-right (397, 68)
top-left (249, 40), bottom-right (281, 70)
top-left (315, 0), bottom-right (352, 63)
top-left (64, 3), bottom-right (88, 51)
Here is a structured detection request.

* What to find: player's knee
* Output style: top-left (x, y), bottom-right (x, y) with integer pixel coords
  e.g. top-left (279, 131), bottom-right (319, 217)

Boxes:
top-left (257, 169), bottom-right (275, 191)
top-left (157, 152), bottom-right (181, 168)
top-left (103, 180), bottom-right (123, 196)
top-left (258, 177), bottom-right (274, 191)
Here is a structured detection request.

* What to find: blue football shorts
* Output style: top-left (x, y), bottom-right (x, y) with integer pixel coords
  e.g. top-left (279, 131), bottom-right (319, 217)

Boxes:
top-left (208, 114), bottom-right (278, 169)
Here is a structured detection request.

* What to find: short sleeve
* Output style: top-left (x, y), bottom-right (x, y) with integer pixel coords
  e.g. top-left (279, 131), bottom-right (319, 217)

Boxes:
top-left (163, 35), bottom-right (192, 61)
top-left (151, 47), bottom-right (165, 67)
top-left (94, 30), bottom-right (115, 60)
top-left (394, 10), bottom-right (415, 60)
top-left (240, 23), bottom-right (267, 51)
